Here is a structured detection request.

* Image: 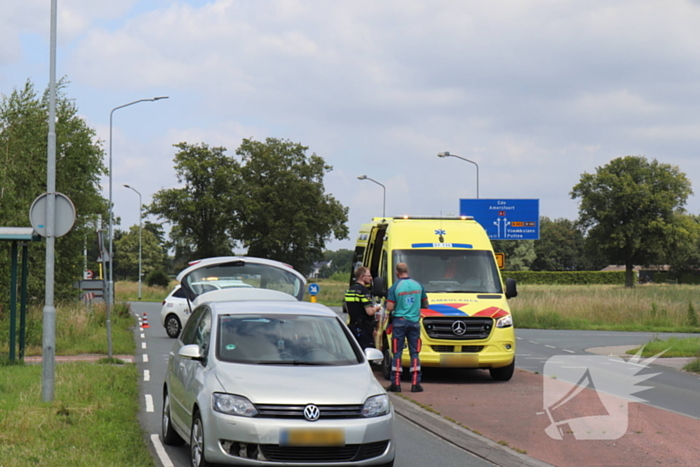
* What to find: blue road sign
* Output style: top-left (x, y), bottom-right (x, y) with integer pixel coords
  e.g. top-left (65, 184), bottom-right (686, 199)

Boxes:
top-left (308, 283), bottom-right (320, 295)
top-left (460, 198), bottom-right (540, 240)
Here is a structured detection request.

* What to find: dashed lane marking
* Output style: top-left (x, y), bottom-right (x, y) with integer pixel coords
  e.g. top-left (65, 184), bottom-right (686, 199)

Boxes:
top-left (142, 342), bottom-right (147, 349)
top-left (150, 434), bottom-right (174, 467)
top-left (144, 370), bottom-right (150, 382)
top-left (141, 333), bottom-right (145, 338)
top-left (145, 394), bottom-right (154, 413)
top-left (529, 341), bottom-right (540, 344)
top-left (563, 349), bottom-right (576, 353)
top-left (143, 354), bottom-right (149, 363)
top-left (545, 345), bottom-right (556, 349)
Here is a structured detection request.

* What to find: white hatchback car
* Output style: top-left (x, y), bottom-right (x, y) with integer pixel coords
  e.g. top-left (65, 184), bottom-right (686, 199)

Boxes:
top-left (161, 257), bottom-right (395, 467)
top-left (161, 282), bottom-right (257, 338)
top-left (161, 285), bottom-right (189, 338)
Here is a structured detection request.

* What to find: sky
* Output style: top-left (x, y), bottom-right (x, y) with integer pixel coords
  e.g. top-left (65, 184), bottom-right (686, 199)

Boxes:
top-left (4, 0), bottom-right (700, 252)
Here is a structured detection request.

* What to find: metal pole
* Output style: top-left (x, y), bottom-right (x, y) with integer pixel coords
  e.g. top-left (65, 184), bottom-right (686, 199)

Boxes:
top-left (19, 243), bottom-right (29, 360)
top-left (357, 175), bottom-right (387, 217)
top-left (124, 185), bottom-right (142, 300)
top-left (9, 242), bottom-right (18, 361)
top-left (437, 152), bottom-right (480, 199)
top-left (107, 96), bottom-right (168, 358)
top-left (42, 0), bottom-right (58, 401)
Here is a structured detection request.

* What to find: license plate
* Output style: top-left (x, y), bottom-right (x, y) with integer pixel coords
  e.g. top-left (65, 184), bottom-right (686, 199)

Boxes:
top-left (280, 428), bottom-right (345, 446)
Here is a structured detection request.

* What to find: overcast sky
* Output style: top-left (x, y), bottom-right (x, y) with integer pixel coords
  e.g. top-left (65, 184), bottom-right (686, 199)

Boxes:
top-left (4, 0), bottom-right (700, 252)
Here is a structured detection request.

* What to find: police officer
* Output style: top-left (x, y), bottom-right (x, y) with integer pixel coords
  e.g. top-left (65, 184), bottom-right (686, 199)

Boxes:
top-left (344, 267), bottom-right (381, 349)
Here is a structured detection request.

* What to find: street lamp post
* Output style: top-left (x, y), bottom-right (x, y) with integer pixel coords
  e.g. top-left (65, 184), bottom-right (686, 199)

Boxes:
top-left (107, 96), bottom-right (168, 358)
top-left (357, 175), bottom-right (386, 218)
top-left (437, 151), bottom-right (480, 199)
top-left (123, 185), bottom-right (142, 301)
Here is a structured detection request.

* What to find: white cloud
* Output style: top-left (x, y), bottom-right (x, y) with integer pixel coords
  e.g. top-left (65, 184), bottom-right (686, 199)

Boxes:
top-left (7, 0), bottom-right (700, 249)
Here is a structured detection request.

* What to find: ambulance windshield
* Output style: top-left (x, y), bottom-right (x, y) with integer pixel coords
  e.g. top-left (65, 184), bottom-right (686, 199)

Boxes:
top-left (392, 249), bottom-right (503, 294)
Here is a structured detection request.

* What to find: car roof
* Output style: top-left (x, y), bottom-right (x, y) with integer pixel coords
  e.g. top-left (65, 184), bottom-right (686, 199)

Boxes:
top-left (192, 288), bottom-right (297, 307)
top-left (207, 299), bottom-right (337, 318)
top-left (176, 256), bottom-right (304, 282)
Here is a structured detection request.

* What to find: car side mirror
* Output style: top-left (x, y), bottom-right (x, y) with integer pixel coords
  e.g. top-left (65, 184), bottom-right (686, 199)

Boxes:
top-left (505, 278), bottom-right (518, 299)
top-left (365, 347), bottom-right (383, 363)
top-left (178, 344), bottom-right (203, 360)
top-left (372, 277), bottom-right (387, 298)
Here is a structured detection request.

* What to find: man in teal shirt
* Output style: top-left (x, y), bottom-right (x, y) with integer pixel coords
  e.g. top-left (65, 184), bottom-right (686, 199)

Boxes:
top-left (386, 262), bottom-right (429, 393)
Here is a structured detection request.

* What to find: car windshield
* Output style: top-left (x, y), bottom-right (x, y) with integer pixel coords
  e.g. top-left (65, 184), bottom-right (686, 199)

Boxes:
top-left (393, 249), bottom-right (503, 294)
top-left (216, 314), bottom-right (362, 366)
top-left (183, 260), bottom-right (304, 300)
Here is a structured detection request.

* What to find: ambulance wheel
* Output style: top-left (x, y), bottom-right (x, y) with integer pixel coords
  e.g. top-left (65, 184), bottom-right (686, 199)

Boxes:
top-left (489, 359), bottom-right (515, 381)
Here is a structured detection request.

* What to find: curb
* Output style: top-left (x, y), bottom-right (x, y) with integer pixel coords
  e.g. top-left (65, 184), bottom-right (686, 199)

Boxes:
top-left (390, 393), bottom-right (554, 467)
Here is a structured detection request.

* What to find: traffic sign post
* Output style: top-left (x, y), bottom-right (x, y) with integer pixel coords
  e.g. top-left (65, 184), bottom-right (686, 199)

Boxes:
top-left (308, 283), bottom-right (320, 303)
top-left (460, 198), bottom-right (540, 240)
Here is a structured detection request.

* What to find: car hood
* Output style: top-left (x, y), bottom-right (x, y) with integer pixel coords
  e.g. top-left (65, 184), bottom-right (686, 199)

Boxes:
top-left (214, 362), bottom-right (383, 404)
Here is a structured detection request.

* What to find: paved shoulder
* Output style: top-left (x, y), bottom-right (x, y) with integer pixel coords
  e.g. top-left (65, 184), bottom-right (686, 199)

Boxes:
top-left (390, 394), bottom-right (553, 467)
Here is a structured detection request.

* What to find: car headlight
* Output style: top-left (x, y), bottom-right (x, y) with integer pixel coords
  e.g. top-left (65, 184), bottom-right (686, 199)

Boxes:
top-left (212, 393), bottom-right (258, 417)
top-left (496, 314), bottom-right (513, 328)
top-left (362, 394), bottom-right (390, 418)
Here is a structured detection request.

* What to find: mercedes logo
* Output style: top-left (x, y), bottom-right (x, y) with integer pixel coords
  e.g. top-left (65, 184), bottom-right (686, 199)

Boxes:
top-left (452, 321), bottom-right (467, 336)
top-left (303, 404), bottom-right (320, 421)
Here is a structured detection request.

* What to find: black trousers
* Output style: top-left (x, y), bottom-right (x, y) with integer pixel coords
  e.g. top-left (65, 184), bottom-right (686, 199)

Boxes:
top-left (351, 322), bottom-right (376, 349)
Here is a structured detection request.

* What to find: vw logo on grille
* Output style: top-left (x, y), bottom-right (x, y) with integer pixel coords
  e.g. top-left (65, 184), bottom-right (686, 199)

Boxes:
top-left (303, 404), bottom-right (320, 421)
top-left (452, 321), bottom-right (467, 336)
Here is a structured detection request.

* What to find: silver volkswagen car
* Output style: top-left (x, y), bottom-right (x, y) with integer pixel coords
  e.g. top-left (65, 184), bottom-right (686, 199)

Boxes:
top-left (162, 257), bottom-right (395, 467)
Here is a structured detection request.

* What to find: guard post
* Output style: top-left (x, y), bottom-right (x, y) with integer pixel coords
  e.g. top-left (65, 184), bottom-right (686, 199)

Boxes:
top-left (0, 227), bottom-right (42, 361)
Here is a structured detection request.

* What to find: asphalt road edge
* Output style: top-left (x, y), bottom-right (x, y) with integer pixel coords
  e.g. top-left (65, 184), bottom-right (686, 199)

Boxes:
top-left (389, 394), bottom-right (554, 467)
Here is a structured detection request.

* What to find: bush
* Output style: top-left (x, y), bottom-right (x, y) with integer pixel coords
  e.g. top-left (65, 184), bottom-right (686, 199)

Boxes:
top-left (146, 270), bottom-right (170, 288)
top-left (502, 271), bottom-right (625, 285)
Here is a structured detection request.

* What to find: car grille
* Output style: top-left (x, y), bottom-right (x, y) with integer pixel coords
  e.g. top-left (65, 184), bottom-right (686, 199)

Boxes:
top-left (261, 440), bottom-right (389, 462)
top-left (255, 404), bottom-right (364, 419)
top-left (423, 317), bottom-right (493, 340)
top-left (431, 345), bottom-right (485, 353)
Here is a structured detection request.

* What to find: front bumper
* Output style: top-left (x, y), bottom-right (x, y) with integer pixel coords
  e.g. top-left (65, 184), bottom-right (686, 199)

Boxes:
top-left (203, 408), bottom-right (395, 466)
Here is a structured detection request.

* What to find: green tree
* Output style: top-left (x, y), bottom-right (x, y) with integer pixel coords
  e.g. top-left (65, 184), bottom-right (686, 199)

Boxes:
top-left (571, 156), bottom-right (693, 287)
top-left (147, 143), bottom-right (238, 263)
top-left (659, 214), bottom-right (700, 277)
top-left (114, 225), bottom-right (166, 280)
top-left (233, 138), bottom-right (349, 274)
top-left (492, 240), bottom-right (536, 271)
top-left (0, 79), bottom-right (107, 306)
top-left (317, 249), bottom-right (354, 278)
top-left (532, 217), bottom-right (591, 271)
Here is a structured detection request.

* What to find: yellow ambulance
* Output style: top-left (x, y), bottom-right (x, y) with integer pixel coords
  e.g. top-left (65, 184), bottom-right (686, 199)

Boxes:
top-left (358, 216), bottom-right (518, 381)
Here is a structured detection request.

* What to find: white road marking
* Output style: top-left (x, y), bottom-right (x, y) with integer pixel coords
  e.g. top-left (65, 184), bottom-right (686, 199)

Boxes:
top-left (144, 370), bottom-right (150, 382)
top-left (545, 345), bottom-right (556, 349)
top-left (516, 336), bottom-right (522, 340)
top-left (141, 333), bottom-right (145, 338)
top-left (529, 341), bottom-right (539, 344)
top-left (563, 349), bottom-right (576, 353)
top-left (609, 358), bottom-right (645, 368)
top-left (142, 342), bottom-right (147, 349)
top-left (143, 354), bottom-right (149, 363)
top-left (145, 394), bottom-right (154, 412)
top-left (150, 434), bottom-right (174, 467)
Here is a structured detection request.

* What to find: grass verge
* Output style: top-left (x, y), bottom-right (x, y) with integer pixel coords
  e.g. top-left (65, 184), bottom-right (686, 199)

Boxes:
top-left (0, 301), bottom-right (136, 357)
top-left (0, 362), bottom-right (154, 467)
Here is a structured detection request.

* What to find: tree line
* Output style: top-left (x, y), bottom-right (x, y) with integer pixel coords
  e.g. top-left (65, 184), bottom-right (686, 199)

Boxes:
top-left (0, 80), bottom-right (348, 309)
top-left (1, 80), bottom-right (699, 313)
